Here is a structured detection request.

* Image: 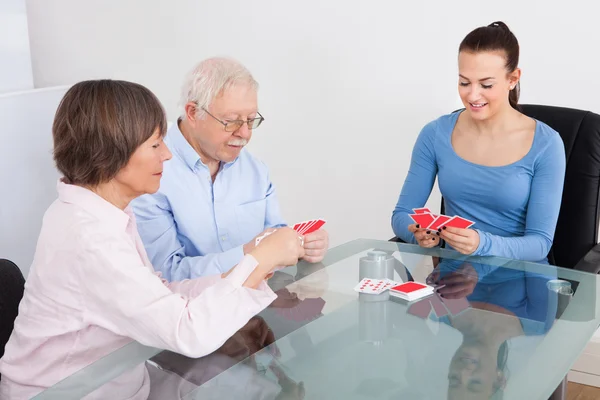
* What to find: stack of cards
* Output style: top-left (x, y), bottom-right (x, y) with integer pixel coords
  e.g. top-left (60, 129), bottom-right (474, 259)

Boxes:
top-left (389, 281), bottom-right (434, 302)
top-left (255, 218), bottom-right (327, 245)
top-left (409, 207), bottom-right (474, 230)
top-left (353, 278), bottom-right (401, 295)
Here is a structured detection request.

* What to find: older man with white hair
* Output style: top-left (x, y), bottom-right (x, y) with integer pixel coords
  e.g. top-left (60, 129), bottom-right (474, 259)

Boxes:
top-left (132, 57), bottom-right (329, 281)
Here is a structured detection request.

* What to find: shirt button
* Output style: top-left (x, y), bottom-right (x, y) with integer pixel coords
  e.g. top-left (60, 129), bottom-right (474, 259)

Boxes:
top-left (221, 236), bottom-right (227, 241)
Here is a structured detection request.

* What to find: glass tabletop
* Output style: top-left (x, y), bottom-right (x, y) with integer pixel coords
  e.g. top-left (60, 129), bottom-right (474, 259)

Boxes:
top-left (34, 239), bottom-right (600, 400)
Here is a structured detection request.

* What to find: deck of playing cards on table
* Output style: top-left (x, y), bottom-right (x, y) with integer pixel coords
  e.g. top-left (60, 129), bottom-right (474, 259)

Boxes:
top-left (409, 207), bottom-right (475, 230)
top-left (255, 218), bottom-right (327, 245)
top-left (389, 281), bottom-right (435, 302)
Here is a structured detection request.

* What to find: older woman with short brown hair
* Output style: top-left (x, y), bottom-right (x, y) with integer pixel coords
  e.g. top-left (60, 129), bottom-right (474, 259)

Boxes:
top-left (0, 80), bottom-right (304, 399)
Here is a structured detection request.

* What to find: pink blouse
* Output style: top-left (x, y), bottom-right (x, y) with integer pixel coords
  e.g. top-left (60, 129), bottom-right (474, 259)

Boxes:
top-left (0, 181), bottom-right (277, 399)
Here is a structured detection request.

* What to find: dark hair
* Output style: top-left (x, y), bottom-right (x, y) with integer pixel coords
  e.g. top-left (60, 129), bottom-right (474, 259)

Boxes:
top-left (459, 21), bottom-right (520, 110)
top-left (53, 80), bottom-right (167, 186)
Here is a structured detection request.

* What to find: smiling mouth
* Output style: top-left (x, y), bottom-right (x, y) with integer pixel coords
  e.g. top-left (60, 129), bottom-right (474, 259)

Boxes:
top-left (469, 102), bottom-right (488, 108)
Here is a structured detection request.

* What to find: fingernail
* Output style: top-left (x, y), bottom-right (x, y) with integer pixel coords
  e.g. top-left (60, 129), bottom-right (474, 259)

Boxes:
top-left (436, 232), bottom-right (440, 236)
top-left (416, 224), bottom-right (420, 228)
top-left (431, 237), bottom-right (435, 241)
top-left (426, 230), bottom-right (431, 234)
top-left (437, 228), bottom-right (441, 232)
top-left (442, 226), bottom-right (447, 230)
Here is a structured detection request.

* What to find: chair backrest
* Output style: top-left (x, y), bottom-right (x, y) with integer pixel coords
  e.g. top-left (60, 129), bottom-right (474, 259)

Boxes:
top-left (519, 105), bottom-right (600, 269)
top-left (0, 259), bottom-right (25, 365)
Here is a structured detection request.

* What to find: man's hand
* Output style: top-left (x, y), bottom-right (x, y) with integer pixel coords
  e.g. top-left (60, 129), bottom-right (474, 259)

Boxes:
top-left (302, 229), bottom-right (329, 263)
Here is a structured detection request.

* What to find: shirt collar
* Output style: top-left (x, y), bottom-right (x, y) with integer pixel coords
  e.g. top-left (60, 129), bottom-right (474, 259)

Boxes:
top-left (169, 119), bottom-right (241, 173)
top-left (57, 179), bottom-right (132, 232)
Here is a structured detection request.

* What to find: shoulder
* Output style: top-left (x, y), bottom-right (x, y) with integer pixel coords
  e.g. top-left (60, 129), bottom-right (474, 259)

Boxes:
top-left (39, 201), bottom-right (127, 262)
top-left (419, 112), bottom-right (459, 138)
top-left (532, 119), bottom-right (566, 160)
top-left (413, 112), bottom-right (459, 153)
top-left (534, 119), bottom-right (563, 145)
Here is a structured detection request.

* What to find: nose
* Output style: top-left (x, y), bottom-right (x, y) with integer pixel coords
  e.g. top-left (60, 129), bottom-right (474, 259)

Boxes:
top-left (162, 145), bottom-right (172, 162)
top-left (236, 122), bottom-right (252, 139)
top-left (466, 86), bottom-right (482, 102)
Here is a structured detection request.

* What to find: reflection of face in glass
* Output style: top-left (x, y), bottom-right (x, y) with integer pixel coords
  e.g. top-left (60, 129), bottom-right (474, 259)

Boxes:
top-left (447, 340), bottom-right (507, 400)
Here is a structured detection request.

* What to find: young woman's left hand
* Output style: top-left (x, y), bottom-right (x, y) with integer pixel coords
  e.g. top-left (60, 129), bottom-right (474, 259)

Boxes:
top-left (439, 226), bottom-right (480, 255)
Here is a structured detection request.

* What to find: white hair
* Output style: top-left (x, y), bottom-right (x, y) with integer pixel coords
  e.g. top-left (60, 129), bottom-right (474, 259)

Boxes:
top-left (179, 57), bottom-right (259, 119)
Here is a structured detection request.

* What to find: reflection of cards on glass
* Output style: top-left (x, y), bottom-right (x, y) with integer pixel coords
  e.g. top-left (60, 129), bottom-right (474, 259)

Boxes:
top-left (293, 218), bottom-right (326, 235)
top-left (389, 281), bottom-right (434, 301)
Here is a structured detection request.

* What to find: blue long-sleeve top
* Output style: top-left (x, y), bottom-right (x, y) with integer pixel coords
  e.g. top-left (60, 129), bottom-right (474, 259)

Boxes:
top-left (392, 111), bottom-right (566, 263)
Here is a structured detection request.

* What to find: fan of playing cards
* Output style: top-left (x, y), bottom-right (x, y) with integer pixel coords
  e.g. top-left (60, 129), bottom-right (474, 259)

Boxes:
top-left (409, 207), bottom-right (474, 230)
top-left (255, 218), bottom-right (327, 245)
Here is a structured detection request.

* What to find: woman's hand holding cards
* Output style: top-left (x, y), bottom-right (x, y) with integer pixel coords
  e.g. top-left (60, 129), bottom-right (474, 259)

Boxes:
top-left (439, 225), bottom-right (480, 255)
top-left (408, 223), bottom-right (441, 248)
top-left (408, 207), bottom-right (476, 252)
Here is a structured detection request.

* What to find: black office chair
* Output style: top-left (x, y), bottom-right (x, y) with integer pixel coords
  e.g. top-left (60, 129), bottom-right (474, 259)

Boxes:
top-left (0, 259), bottom-right (25, 380)
top-left (391, 104), bottom-right (600, 273)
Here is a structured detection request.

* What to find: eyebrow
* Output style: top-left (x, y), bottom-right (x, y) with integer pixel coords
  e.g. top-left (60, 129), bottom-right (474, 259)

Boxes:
top-left (459, 74), bottom-right (495, 82)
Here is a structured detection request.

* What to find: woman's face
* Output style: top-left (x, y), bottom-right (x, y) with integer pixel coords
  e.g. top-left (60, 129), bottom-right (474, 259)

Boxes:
top-left (458, 50), bottom-right (519, 120)
top-left (113, 129), bottom-right (172, 198)
top-left (447, 341), bottom-right (503, 400)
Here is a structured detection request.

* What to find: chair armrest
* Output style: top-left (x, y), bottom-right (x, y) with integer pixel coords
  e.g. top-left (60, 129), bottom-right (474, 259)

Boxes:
top-left (574, 243), bottom-right (600, 274)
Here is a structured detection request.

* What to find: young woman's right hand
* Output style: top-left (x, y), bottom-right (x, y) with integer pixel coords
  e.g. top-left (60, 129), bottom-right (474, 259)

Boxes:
top-left (250, 227), bottom-right (305, 273)
top-left (408, 223), bottom-right (440, 248)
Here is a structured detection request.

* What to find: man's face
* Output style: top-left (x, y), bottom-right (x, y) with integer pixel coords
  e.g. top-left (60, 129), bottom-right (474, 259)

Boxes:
top-left (188, 84), bottom-right (258, 164)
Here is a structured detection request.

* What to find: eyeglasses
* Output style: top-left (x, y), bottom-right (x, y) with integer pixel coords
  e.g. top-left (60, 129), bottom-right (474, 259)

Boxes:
top-left (201, 107), bottom-right (265, 132)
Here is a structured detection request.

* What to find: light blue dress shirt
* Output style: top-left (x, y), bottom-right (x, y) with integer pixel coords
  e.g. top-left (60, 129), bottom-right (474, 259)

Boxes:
top-left (132, 121), bottom-right (286, 281)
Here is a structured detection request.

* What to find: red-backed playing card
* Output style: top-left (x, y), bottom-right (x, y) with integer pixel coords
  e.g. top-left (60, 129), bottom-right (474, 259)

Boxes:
top-left (294, 221), bottom-right (309, 233)
top-left (298, 220), bottom-right (317, 234)
top-left (303, 219), bottom-right (326, 235)
top-left (442, 216), bottom-right (475, 229)
top-left (409, 213), bottom-right (436, 228)
top-left (413, 207), bottom-right (432, 214)
top-left (429, 215), bottom-right (452, 230)
top-left (391, 282), bottom-right (429, 294)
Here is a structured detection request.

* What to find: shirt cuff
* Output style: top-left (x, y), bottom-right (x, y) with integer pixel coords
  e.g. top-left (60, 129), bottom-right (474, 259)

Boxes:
top-left (473, 229), bottom-right (488, 256)
top-left (224, 254), bottom-right (260, 287)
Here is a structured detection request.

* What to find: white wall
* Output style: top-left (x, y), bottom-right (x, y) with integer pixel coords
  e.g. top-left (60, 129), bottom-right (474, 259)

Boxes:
top-left (0, 0), bottom-right (33, 93)
top-left (0, 87), bottom-right (67, 277)
top-left (23, 0), bottom-right (600, 249)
